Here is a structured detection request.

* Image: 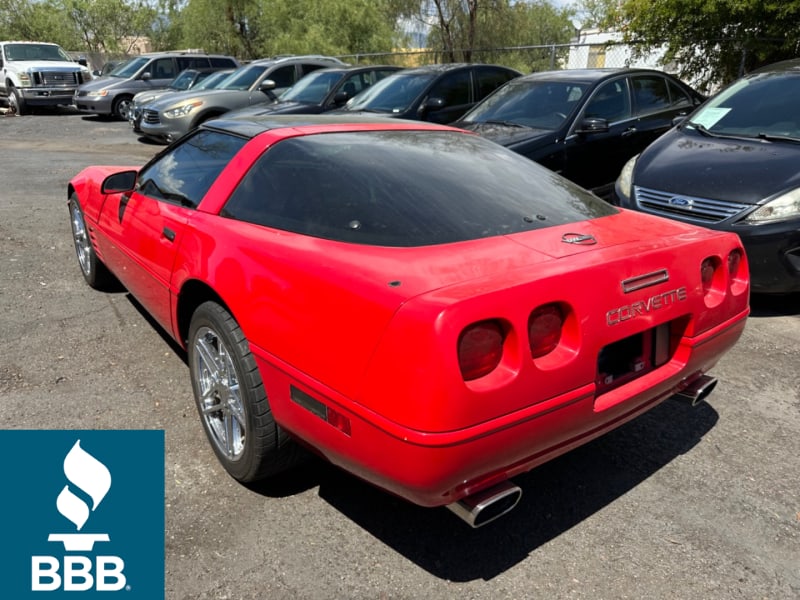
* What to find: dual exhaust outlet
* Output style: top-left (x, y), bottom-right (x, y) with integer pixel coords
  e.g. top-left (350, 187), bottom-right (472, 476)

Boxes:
top-left (446, 375), bottom-right (719, 527)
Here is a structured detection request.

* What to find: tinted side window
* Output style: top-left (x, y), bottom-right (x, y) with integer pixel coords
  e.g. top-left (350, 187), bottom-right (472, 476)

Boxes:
top-left (178, 57), bottom-right (212, 70)
top-left (632, 75), bottom-right (671, 115)
top-left (267, 65), bottom-right (297, 88)
top-left (667, 79), bottom-right (692, 108)
top-left (151, 58), bottom-right (177, 79)
top-left (137, 130), bottom-right (247, 208)
top-left (585, 79), bottom-right (632, 121)
top-left (475, 68), bottom-right (517, 100)
top-left (210, 57), bottom-right (238, 68)
top-left (301, 63), bottom-right (328, 77)
top-left (429, 70), bottom-right (471, 106)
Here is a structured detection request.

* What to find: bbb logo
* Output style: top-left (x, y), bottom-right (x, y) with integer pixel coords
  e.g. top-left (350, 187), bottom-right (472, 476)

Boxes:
top-left (0, 430), bottom-right (164, 599)
top-left (32, 440), bottom-right (126, 591)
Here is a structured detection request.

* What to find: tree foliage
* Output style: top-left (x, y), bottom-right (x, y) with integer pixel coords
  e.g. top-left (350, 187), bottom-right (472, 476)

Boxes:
top-left (615, 0), bottom-right (800, 91)
top-left (396, 0), bottom-right (574, 71)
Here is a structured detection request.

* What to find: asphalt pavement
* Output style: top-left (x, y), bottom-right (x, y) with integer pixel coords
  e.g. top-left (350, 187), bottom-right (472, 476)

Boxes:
top-left (1, 110), bottom-right (798, 600)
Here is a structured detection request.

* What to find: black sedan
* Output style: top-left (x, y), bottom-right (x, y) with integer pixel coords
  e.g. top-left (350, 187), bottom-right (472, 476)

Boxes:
top-left (334, 63), bottom-right (521, 124)
top-left (224, 65), bottom-right (402, 119)
top-left (454, 69), bottom-right (704, 199)
top-left (615, 59), bottom-right (800, 294)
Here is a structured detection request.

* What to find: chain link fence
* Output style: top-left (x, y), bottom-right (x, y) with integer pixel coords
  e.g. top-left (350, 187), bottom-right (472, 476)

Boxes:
top-left (338, 41), bottom-right (671, 75)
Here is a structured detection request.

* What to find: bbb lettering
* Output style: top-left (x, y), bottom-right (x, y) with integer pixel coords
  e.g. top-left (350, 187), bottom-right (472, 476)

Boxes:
top-left (31, 555), bottom-right (126, 592)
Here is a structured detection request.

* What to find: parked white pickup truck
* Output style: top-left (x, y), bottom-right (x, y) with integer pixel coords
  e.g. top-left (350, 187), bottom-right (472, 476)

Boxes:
top-left (0, 41), bottom-right (92, 115)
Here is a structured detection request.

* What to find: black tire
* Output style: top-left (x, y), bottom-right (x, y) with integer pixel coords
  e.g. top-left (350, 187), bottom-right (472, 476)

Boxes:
top-left (68, 193), bottom-right (114, 289)
top-left (9, 87), bottom-right (26, 116)
top-left (188, 301), bottom-right (300, 482)
top-left (112, 95), bottom-right (133, 120)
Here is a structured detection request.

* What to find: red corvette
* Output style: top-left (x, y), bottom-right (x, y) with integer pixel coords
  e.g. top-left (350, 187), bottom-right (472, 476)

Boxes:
top-left (68, 116), bottom-right (749, 527)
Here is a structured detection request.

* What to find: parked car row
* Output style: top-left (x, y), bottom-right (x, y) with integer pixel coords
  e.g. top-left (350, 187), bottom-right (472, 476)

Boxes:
top-left (68, 51), bottom-right (800, 294)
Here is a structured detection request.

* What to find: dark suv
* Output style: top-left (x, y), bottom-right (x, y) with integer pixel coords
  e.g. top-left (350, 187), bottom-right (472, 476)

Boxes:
top-left (334, 63), bottom-right (521, 124)
top-left (73, 51), bottom-right (239, 119)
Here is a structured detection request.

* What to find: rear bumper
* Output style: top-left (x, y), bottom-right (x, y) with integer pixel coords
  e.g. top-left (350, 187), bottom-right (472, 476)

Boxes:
top-left (261, 308), bottom-right (749, 507)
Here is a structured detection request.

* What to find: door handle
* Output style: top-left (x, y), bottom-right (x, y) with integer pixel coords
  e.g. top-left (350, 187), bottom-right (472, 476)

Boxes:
top-left (162, 227), bottom-right (176, 242)
top-left (621, 127), bottom-right (637, 137)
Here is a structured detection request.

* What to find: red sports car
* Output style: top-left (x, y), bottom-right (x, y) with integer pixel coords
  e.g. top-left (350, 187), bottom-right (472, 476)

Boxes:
top-left (68, 115), bottom-right (749, 527)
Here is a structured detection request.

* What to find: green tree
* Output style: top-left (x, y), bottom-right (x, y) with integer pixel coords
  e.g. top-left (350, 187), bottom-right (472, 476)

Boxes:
top-left (617, 0), bottom-right (800, 91)
top-left (403, 1), bottom-right (574, 70)
top-left (177, 0), bottom-right (405, 60)
top-left (65, 0), bottom-right (158, 53)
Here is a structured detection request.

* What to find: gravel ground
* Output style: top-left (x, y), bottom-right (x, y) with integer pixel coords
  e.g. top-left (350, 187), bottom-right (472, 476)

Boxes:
top-left (1, 109), bottom-right (798, 600)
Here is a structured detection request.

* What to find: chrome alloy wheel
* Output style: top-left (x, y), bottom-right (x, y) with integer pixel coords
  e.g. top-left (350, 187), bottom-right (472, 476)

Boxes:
top-left (193, 326), bottom-right (246, 460)
top-left (70, 202), bottom-right (92, 277)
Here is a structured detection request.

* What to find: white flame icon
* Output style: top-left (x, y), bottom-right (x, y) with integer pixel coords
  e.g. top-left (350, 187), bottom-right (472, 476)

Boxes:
top-left (56, 440), bottom-right (111, 530)
top-left (48, 440), bottom-right (112, 551)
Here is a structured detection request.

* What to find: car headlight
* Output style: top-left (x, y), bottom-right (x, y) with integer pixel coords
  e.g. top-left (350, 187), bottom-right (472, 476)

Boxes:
top-left (163, 101), bottom-right (202, 119)
top-left (616, 154), bottom-right (639, 201)
top-left (86, 89), bottom-right (109, 98)
top-left (18, 72), bottom-right (32, 86)
top-left (743, 188), bottom-right (800, 223)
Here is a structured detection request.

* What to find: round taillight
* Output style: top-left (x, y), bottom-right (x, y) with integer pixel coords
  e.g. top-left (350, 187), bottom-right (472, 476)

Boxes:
top-left (458, 320), bottom-right (505, 381)
top-left (728, 249), bottom-right (743, 277)
top-left (529, 304), bottom-right (563, 359)
top-left (701, 258), bottom-right (716, 293)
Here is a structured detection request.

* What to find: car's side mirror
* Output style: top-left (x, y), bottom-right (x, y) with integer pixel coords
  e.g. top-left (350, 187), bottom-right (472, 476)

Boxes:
top-left (260, 79), bottom-right (277, 92)
top-left (333, 91), bottom-right (350, 106)
top-left (102, 170), bottom-right (138, 194)
top-left (576, 117), bottom-right (609, 134)
top-left (77, 57), bottom-right (88, 67)
top-left (420, 97), bottom-right (446, 115)
top-left (141, 72), bottom-right (152, 81)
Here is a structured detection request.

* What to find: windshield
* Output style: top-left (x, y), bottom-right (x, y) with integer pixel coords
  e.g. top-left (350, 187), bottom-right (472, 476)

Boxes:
top-left (170, 70), bottom-right (197, 90)
top-left (4, 43), bottom-right (72, 62)
top-left (194, 70), bottom-right (234, 90)
top-left (685, 72), bottom-right (800, 140)
top-left (344, 73), bottom-right (435, 113)
top-left (281, 71), bottom-right (342, 104)
top-left (218, 65), bottom-right (268, 91)
top-left (222, 130), bottom-right (616, 246)
top-left (109, 57), bottom-right (148, 78)
top-left (460, 79), bottom-right (588, 130)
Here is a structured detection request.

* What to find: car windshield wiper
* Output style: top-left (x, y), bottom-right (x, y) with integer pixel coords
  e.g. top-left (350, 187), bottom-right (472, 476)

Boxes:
top-left (684, 121), bottom-right (718, 136)
top-left (482, 119), bottom-right (526, 128)
top-left (756, 132), bottom-right (800, 144)
top-left (684, 121), bottom-right (758, 142)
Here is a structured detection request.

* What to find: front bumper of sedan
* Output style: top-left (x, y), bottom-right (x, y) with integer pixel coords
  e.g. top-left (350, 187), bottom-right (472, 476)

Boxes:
top-left (730, 219), bottom-right (800, 294)
top-left (616, 184), bottom-right (800, 294)
top-left (73, 90), bottom-right (115, 115)
top-left (139, 109), bottom-right (191, 143)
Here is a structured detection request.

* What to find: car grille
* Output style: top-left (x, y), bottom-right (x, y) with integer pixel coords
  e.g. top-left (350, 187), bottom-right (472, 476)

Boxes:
top-left (634, 186), bottom-right (750, 223)
top-left (33, 71), bottom-right (81, 87)
top-left (142, 109), bottom-right (161, 125)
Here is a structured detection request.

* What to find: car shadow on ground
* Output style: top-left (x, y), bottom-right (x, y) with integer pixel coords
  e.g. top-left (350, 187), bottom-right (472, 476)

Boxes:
top-left (749, 292), bottom-right (800, 317)
top-left (253, 397), bottom-right (719, 581)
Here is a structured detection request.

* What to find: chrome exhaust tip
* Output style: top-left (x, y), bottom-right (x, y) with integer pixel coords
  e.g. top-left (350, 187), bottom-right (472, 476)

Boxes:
top-left (446, 480), bottom-right (522, 528)
top-left (673, 375), bottom-right (718, 406)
